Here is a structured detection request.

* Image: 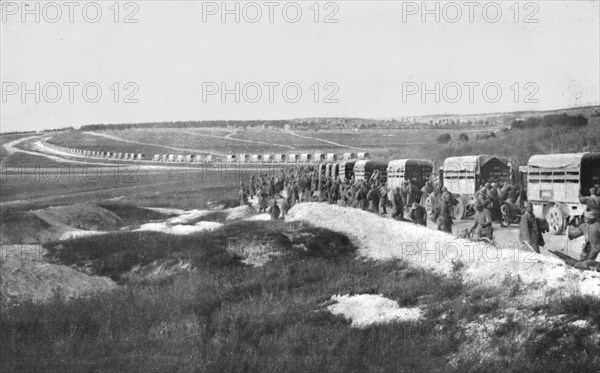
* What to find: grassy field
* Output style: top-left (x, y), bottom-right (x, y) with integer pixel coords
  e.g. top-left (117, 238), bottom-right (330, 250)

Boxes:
top-left (0, 148), bottom-right (285, 209)
top-left (403, 116), bottom-right (600, 165)
top-left (2, 112), bottom-right (599, 372)
top-left (43, 119), bottom-right (598, 166)
top-left (43, 127), bottom-right (502, 158)
top-left (3, 220), bottom-right (599, 372)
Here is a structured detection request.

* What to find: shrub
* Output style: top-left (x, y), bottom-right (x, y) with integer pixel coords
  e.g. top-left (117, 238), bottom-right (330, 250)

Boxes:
top-left (437, 133), bottom-right (451, 144)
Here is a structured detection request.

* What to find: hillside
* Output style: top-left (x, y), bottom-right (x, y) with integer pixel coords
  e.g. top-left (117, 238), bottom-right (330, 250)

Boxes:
top-left (2, 201), bottom-right (599, 372)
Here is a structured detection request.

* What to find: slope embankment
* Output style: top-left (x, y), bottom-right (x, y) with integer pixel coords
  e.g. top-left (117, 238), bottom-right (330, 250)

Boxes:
top-left (286, 203), bottom-right (600, 298)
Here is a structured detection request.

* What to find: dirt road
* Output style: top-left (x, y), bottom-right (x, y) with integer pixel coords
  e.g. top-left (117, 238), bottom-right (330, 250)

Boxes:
top-left (283, 129), bottom-right (368, 151)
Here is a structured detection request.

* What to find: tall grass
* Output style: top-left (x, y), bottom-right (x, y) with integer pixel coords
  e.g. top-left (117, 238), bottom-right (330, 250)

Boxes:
top-left (389, 120), bottom-right (600, 165)
top-left (3, 222), bottom-right (599, 372)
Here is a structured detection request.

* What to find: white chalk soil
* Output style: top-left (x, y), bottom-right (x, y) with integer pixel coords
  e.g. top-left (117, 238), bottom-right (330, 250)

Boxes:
top-left (327, 294), bottom-right (423, 328)
top-left (286, 203), bottom-right (600, 298)
top-left (135, 221), bottom-right (224, 235)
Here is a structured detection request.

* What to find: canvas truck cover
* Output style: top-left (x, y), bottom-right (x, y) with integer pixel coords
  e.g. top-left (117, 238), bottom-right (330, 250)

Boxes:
top-left (338, 160), bottom-right (356, 181)
top-left (354, 160), bottom-right (388, 181)
top-left (443, 155), bottom-right (510, 195)
top-left (387, 159), bottom-right (434, 189)
top-left (528, 153), bottom-right (591, 170)
top-left (527, 153), bottom-right (600, 203)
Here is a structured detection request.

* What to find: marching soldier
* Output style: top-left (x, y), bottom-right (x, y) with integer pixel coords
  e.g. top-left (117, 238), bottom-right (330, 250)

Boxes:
top-left (378, 182), bottom-right (389, 214)
top-left (519, 202), bottom-right (542, 253)
top-left (269, 199), bottom-right (281, 220)
top-left (436, 203), bottom-right (453, 233)
top-left (391, 187), bottom-right (404, 220)
top-left (409, 202), bottom-right (427, 226)
top-left (468, 200), bottom-right (493, 240)
top-left (239, 186), bottom-right (249, 207)
top-left (579, 187), bottom-right (600, 221)
top-left (367, 183), bottom-right (380, 214)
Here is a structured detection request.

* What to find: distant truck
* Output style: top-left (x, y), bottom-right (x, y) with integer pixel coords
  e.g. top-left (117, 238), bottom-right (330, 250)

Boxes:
top-left (353, 160), bottom-right (388, 182)
top-left (387, 159), bottom-right (434, 193)
top-left (337, 160), bottom-right (356, 182)
top-left (527, 152), bottom-right (600, 234)
top-left (313, 153), bottom-right (325, 162)
top-left (439, 155), bottom-right (512, 220)
top-left (325, 162), bottom-right (340, 181)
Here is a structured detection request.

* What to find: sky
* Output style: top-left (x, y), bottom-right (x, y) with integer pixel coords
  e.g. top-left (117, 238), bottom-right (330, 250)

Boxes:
top-left (1, 0), bottom-right (599, 132)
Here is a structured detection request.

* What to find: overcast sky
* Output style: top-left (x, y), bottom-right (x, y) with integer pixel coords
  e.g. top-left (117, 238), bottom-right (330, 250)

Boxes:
top-left (1, 0), bottom-right (599, 132)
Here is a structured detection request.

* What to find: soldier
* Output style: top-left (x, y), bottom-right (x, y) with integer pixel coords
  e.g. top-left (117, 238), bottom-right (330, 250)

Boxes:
top-left (367, 184), bottom-right (380, 214)
top-left (391, 187), bottom-right (405, 220)
top-left (300, 174), bottom-right (310, 202)
top-left (269, 177), bottom-right (276, 198)
top-left (488, 183), bottom-right (502, 221)
top-left (436, 203), bottom-right (453, 233)
top-left (433, 181), bottom-right (441, 198)
top-left (468, 200), bottom-right (493, 241)
top-left (329, 179), bottom-right (340, 204)
top-left (379, 182), bottom-right (389, 214)
top-left (420, 182), bottom-right (432, 207)
top-left (441, 187), bottom-right (456, 206)
top-left (238, 186), bottom-right (248, 207)
top-left (257, 183), bottom-right (268, 213)
top-left (310, 172), bottom-right (318, 200)
top-left (280, 197), bottom-right (290, 218)
top-left (499, 182), bottom-right (512, 202)
top-left (356, 183), bottom-right (369, 211)
top-left (579, 187), bottom-right (600, 221)
top-left (409, 202), bottom-right (427, 226)
top-left (519, 202), bottom-right (542, 253)
top-left (405, 180), bottom-right (420, 208)
top-left (268, 199), bottom-right (281, 220)
top-left (569, 210), bottom-right (600, 262)
top-left (249, 175), bottom-right (256, 198)
top-left (291, 181), bottom-right (300, 205)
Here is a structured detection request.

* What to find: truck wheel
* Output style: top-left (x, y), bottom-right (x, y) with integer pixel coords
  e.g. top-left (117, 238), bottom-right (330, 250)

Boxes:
top-left (453, 197), bottom-right (466, 221)
top-left (545, 205), bottom-right (566, 235)
top-left (500, 204), bottom-right (510, 227)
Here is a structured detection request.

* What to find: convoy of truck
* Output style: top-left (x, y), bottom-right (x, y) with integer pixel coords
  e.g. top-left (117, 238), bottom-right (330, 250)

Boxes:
top-left (41, 140), bottom-right (599, 239)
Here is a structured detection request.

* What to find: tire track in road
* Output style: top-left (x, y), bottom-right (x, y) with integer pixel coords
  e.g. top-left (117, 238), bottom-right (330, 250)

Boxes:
top-left (3, 136), bottom-right (121, 166)
top-left (282, 130), bottom-right (368, 151)
top-left (84, 131), bottom-right (229, 156)
top-left (182, 130), bottom-right (295, 149)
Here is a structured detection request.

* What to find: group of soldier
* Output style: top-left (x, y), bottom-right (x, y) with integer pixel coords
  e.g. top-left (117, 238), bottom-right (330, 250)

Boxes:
top-left (237, 165), bottom-right (502, 236)
top-left (572, 187), bottom-right (600, 262)
top-left (237, 165), bottom-right (600, 264)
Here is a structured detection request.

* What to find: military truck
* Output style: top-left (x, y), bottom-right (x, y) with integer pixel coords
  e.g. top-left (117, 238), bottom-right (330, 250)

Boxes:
top-left (527, 152), bottom-right (600, 234)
